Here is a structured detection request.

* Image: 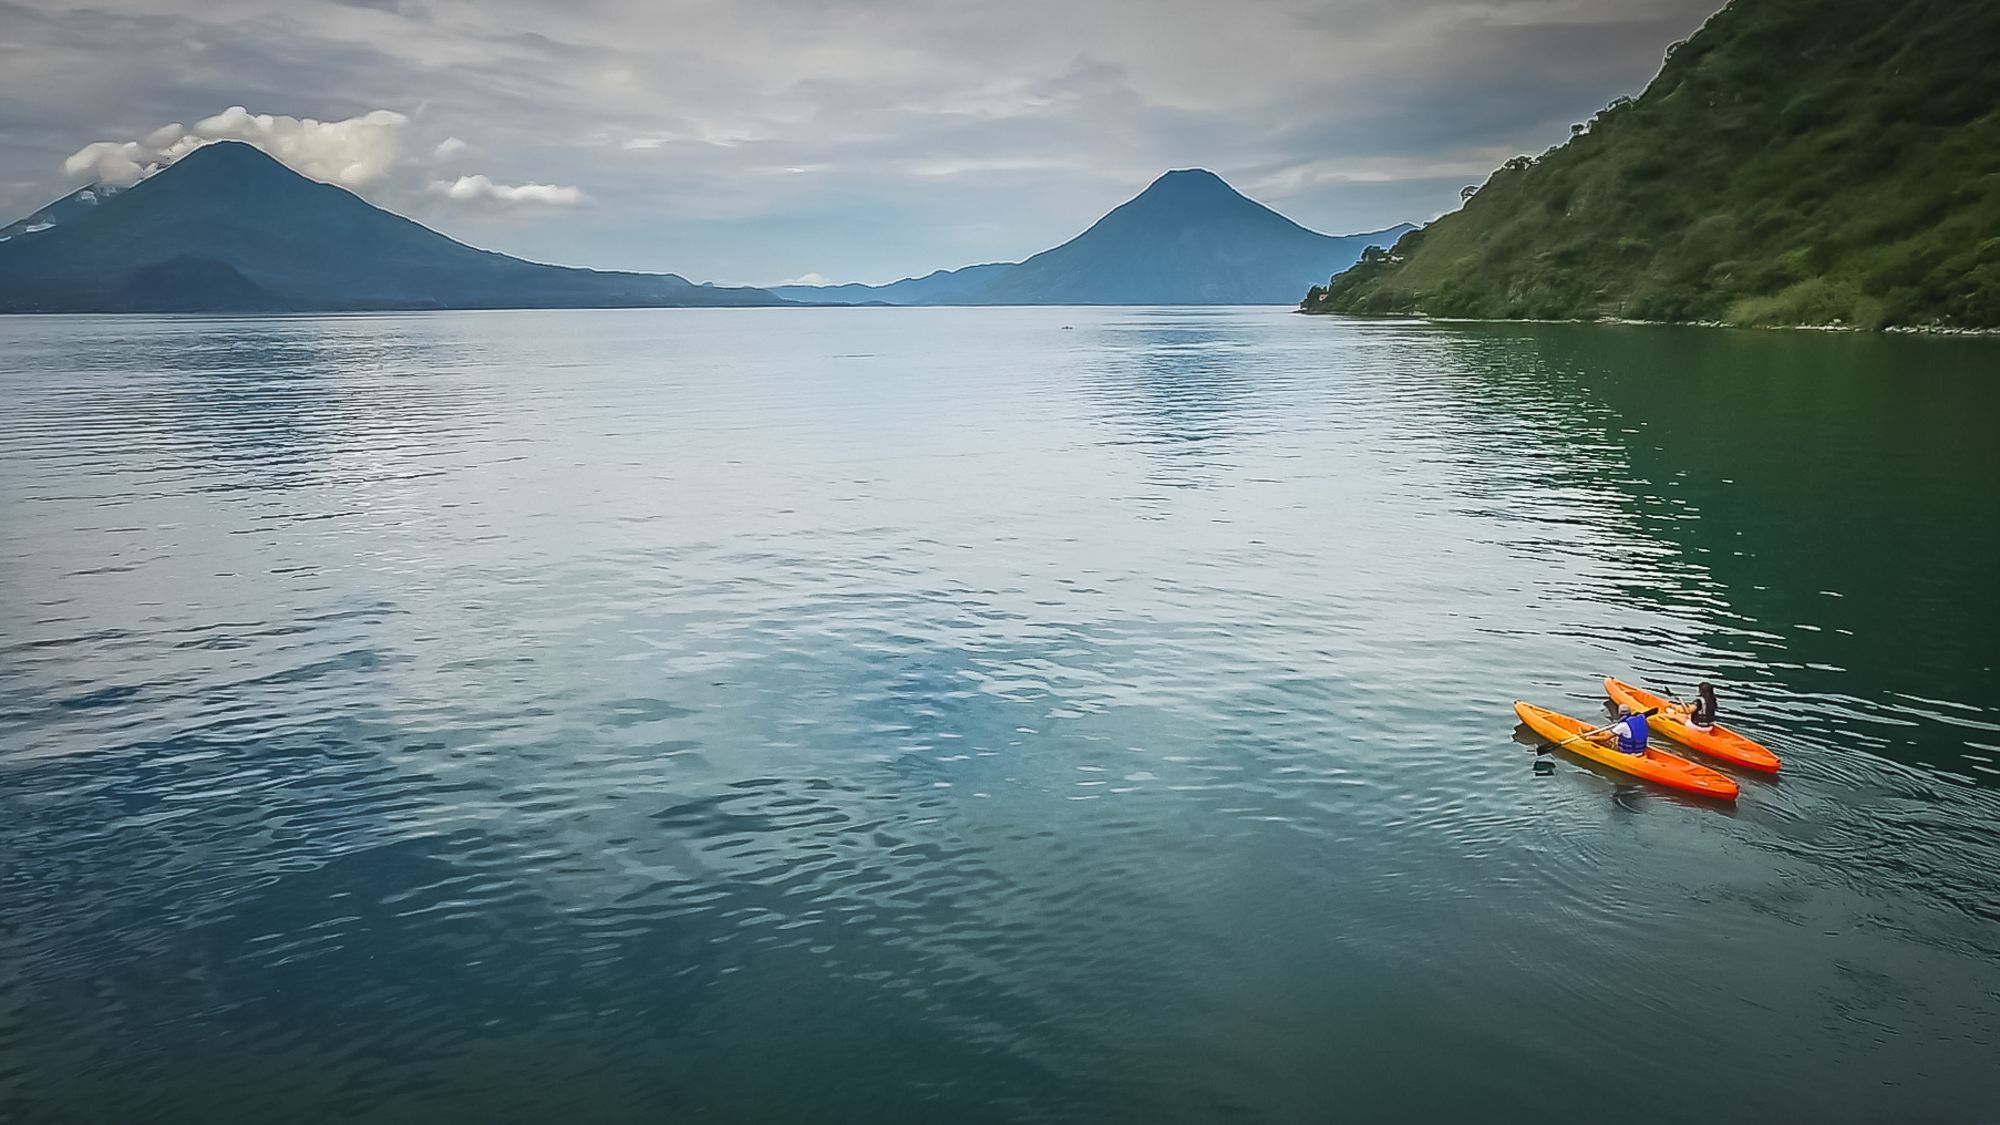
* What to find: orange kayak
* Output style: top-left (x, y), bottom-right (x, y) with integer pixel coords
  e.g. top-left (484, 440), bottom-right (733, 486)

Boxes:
top-left (1514, 700), bottom-right (1739, 801)
top-left (1602, 678), bottom-right (1781, 774)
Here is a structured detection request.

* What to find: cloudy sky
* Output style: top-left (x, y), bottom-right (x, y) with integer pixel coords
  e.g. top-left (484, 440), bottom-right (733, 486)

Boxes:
top-left (0, 0), bottom-right (1723, 286)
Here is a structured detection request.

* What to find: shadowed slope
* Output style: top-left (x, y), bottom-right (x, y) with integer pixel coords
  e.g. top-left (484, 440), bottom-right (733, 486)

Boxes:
top-left (0, 142), bottom-right (787, 312)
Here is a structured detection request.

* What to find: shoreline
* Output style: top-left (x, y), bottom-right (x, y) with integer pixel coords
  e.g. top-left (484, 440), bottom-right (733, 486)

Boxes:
top-left (1295, 307), bottom-right (2000, 338)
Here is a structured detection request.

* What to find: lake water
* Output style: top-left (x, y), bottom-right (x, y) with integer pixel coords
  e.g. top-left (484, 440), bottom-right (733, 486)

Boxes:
top-left (1, 308), bottom-right (1996, 1124)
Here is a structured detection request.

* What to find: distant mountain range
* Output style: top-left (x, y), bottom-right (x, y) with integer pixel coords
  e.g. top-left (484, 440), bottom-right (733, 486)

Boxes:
top-left (1305, 0), bottom-right (2000, 329)
top-left (0, 143), bottom-right (1413, 314)
top-left (774, 170), bottom-right (1412, 306)
top-left (0, 141), bottom-right (787, 313)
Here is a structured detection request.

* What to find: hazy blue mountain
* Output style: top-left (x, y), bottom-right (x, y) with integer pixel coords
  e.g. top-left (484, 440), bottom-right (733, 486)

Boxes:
top-left (778, 170), bottom-right (1413, 306)
top-left (770, 262), bottom-right (1013, 305)
top-left (0, 141), bottom-right (787, 313)
top-left (981, 171), bottom-right (1414, 305)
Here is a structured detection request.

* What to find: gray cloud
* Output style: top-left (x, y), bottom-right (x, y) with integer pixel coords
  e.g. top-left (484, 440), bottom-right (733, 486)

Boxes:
top-left (0, 0), bottom-right (1723, 284)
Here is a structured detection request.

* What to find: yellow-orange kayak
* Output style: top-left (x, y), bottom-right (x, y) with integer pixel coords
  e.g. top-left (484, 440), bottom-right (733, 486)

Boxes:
top-left (1602, 678), bottom-right (1781, 774)
top-left (1514, 700), bottom-right (1739, 801)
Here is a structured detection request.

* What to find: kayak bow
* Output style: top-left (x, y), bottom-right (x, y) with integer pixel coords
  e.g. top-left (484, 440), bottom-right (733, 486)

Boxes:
top-left (1602, 677), bottom-right (1781, 774)
top-left (1514, 700), bottom-right (1739, 801)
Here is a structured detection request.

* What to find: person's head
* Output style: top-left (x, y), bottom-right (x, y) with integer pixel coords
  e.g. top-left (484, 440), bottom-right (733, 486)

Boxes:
top-left (1617, 703), bottom-right (1634, 717)
top-left (1698, 681), bottom-right (1715, 698)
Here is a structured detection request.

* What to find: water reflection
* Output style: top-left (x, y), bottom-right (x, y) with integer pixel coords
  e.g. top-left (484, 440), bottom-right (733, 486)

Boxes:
top-left (2, 310), bottom-right (1998, 1124)
top-left (1422, 320), bottom-right (2000, 945)
top-left (1079, 310), bottom-right (1271, 490)
top-left (1426, 322), bottom-right (2000, 780)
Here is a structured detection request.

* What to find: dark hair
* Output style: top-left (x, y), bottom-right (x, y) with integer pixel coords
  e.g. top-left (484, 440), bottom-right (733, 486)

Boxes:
top-left (1698, 682), bottom-right (1715, 696)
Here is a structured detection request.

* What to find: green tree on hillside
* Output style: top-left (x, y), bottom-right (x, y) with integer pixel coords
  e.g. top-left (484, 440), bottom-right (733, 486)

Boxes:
top-left (1304, 0), bottom-right (2000, 330)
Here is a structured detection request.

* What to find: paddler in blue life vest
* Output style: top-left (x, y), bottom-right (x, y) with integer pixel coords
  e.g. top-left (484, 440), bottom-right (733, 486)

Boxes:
top-left (1609, 704), bottom-right (1649, 755)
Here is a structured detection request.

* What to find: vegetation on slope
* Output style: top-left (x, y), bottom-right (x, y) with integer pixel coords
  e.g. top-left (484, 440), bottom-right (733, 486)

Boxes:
top-left (1304, 0), bottom-right (2000, 329)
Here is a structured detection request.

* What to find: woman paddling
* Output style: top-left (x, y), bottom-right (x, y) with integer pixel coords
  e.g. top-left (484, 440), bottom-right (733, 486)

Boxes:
top-left (1676, 682), bottom-right (1720, 731)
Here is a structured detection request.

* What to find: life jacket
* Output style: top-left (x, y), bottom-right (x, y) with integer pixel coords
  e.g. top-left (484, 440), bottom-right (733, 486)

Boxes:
top-left (1616, 715), bottom-right (1648, 753)
top-left (1691, 694), bottom-right (1717, 725)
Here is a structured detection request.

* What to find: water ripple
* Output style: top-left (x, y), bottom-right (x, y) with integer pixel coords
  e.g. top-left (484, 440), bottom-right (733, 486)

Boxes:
top-left (1, 310), bottom-right (1996, 1124)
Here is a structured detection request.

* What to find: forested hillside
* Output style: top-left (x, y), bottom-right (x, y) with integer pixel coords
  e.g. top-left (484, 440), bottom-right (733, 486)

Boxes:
top-left (1305, 0), bottom-right (2000, 329)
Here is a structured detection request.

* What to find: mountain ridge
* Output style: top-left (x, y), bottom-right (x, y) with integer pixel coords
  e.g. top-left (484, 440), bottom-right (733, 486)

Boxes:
top-left (776, 169), bottom-right (1413, 306)
top-left (0, 141), bottom-right (789, 313)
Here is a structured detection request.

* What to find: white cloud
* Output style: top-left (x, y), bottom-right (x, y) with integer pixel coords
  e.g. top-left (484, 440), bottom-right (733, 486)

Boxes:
top-left (429, 174), bottom-right (588, 207)
top-left (620, 123), bottom-right (764, 152)
top-left (62, 142), bottom-right (160, 190)
top-left (61, 106), bottom-right (409, 189)
top-left (1247, 149), bottom-right (1525, 195)
top-left (54, 108), bottom-right (591, 221)
top-left (773, 272), bottom-right (834, 286)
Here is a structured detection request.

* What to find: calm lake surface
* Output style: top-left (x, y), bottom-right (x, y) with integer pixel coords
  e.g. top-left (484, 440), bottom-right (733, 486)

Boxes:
top-left (2, 308), bottom-right (1997, 1124)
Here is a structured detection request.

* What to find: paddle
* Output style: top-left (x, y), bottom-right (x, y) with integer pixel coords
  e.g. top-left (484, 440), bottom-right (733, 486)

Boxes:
top-left (1539, 708), bottom-right (1659, 754)
top-left (1661, 685), bottom-right (1705, 722)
